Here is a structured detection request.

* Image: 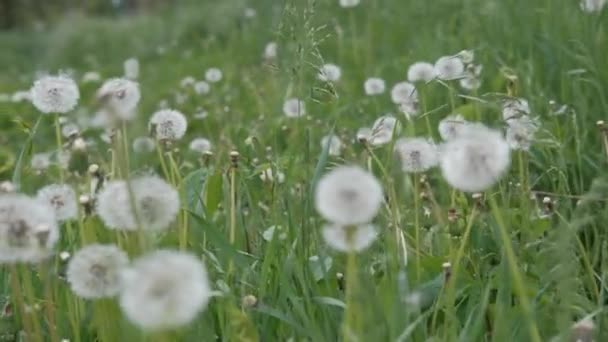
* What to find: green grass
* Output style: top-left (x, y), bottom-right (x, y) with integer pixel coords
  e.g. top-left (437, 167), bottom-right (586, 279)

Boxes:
top-left (1, 0), bottom-right (608, 341)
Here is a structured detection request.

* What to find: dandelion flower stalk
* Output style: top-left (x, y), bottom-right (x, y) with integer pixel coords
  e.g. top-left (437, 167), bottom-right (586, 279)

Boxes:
top-left (228, 151), bottom-right (239, 277)
top-left (343, 227), bottom-right (361, 341)
top-left (40, 263), bottom-right (60, 342)
top-left (54, 114), bottom-right (65, 182)
top-left (9, 265), bottom-right (34, 337)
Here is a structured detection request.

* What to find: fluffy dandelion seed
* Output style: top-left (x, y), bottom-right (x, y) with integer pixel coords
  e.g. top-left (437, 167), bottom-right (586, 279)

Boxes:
top-left (438, 114), bottom-right (469, 141)
top-left (194, 108), bottom-right (208, 120)
top-left (61, 123), bottom-right (79, 138)
top-left (356, 127), bottom-right (373, 143)
top-left (364, 77), bottom-right (386, 96)
top-left (283, 98), bottom-right (306, 118)
top-left (30, 75), bottom-right (79, 114)
top-left (66, 244), bottom-right (129, 299)
top-left (394, 138), bottom-right (439, 173)
top-left (82, 71), bottom-right (102, 83)
top-left (502, 98), bottom-right (531, 121)
top-left (119, 250), bottom-right (212, 331)
top-left (97, 78), bottom-right (141, 120)
top-left (180, 76), bottom-right (196, 88)
top-left (96, 176), bottom-right (180, 231)
top-left (390, 81), bottom-right (418, 104)
top-left (321, 134), bottom-right (343, 156)
top-left (318, 64), bottom-right (342, 82)
top-left (123, 58), bottom-right (140, 80)
top-left (459, 64), bottom-right (483, 91)
top-left (194, 81), bottom-right (210, 95)
top-left (505, 116), bottom-right (539, 151)
top-left (580, 0), bottom-right (606, 12)
top-left (36, 184), bottom-right (78, 221)
top-left (440, 124), bottom-right (511, 192)
top-left (260, 168), bottom-right (285, 184)
top-left (12, 90), bottom-right (31, 102)
top-left (434, 56), bottom-right (465, 80)
top-left (0, 194), bottom-right (60, 263)
top-left (263, 42), bottom-right (278, 60)
top-left (31, 152), bottom-right (51, 172)
top-left (189, 138), bottom-right (212, 154)
top-left (132, 136), bottom-right (156, 154)
top-left (407, 62), bottom-right (436, 83)
top-left (322, 224), bottom-right (377, 252)
top-left (370, 115), bottom-right (400, 146)
top-left (339, 0), bottom-right (360, 8)
top-left (315, 166), bottom-right (383, 225)
top-left (149, 109), bottom-right (188, 141)
top-left (205, 68), bottom-right (223, 83)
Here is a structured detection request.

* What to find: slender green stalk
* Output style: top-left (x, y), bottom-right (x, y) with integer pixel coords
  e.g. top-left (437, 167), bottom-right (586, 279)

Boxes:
top-left (10, 265), bottom-right (34, 336)
top-left (40, 264), bottom-right (59, 342)
top-left (343, 228), bottom-right (360, 341)
top-left (54, 114), bottom-right (64, 182)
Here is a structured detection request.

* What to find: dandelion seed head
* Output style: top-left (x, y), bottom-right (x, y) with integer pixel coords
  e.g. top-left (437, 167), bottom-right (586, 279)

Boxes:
top-left (260, 168), bottom-right (285, 184)
top-left (189, 138), bottom-right (212, 154)
top-left (30, 75), bottom-right (79, 114)
top-left (364, 78), bottom-right (386, 96)
top-left (194, 81), bottom-right (210, 95)
top-left (36, 184), bottom-right (77, 221)
top-left (339, 0), bottom-right (360, 8)
top-left (502, 98), bottom-right (530, 121)
top-left (132, 136), bottom-right (156, 154)
top-left (263, 42), bottom-right (278, 60)
top-left (119, 250), bottom-right (211, 331)
top-left (434, 56), bottom-right (465, 80)
top-left (438, 114), bottom-right (469, 141)
top-left (97, 78), bottom-right (141, 120)
top-left (0, 194), bottom-right (59, 263)
top-left (370, 115), bottom-right (400, 146)
top-left (580, 0), bottom-right (606, 12)
top-left (180, 76), bottom-right (196, 88)
top-left (283, 98), bottom-right (306, 118)
top-left (31, 153), bottom-right (51, 171)
top-left (506, 116), bottom-right (539, 151)
top-left (322, 224), bottom-right (377, 252)
top-left (440, 124), bottom-right (511, 192)
top-left (390, 81), bottom-right (418, 105)
top-left (82, 71), bottom-right (102, 83)
top-left (318, 64), bottom-right (342, 82)
top-left (394, 138), bottom-right (439, 173)
top-left (66, 244), bottom-right (129, 299)
top-left (205, 68), bottom-right (223, 83)
top-left (321, 134), bottom-right (343, 156)
top-left (149, 109), bottom-right (188, 141)
top-left (407, 62), bottom-right (436, 83)
top-left (123, 58), bottom-right (140, 80)
top-left (315, 166), bottom-right (383, 225)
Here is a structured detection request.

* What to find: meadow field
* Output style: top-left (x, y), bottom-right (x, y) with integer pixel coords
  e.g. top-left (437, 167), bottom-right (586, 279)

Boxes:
top-left (0, 0), bottom-right (607, 341)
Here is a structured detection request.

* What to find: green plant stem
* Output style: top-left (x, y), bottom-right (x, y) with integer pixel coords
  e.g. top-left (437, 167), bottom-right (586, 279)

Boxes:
top-left (343, 235), bottom-right (360, 341)
top-left (54, 113), bottom-right (64, 182)
top-left (10, 265), bottom-right (34, 336)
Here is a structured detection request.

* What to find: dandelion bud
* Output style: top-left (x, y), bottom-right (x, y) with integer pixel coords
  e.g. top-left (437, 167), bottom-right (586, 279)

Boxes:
top-left (88, 164), bottom-right (100, 175)
top-left (241, 295), bottom-right (258, 309)
top-left (442, 262), bottom-right (452, 282)
top-left (230, 151), bottom-right (240, 168)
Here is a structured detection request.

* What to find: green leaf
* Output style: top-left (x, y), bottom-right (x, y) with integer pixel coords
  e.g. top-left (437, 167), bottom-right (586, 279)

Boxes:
top-left (181, 168), bottom-right (209, 215)
top-left (12, 116), bottom-right (41, 189)
top-left (204, 171), bottom-right (223, 217)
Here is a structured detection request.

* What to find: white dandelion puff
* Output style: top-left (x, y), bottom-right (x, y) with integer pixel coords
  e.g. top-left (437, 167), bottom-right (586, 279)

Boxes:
top-left (364, 78), bottom-right (386, 96)
top-left (260, 168), bottom-right (286, 184)
top-left (263, 42), bottom-right (278, 60)
top-left (502, 98), bottom-right (531, 121)
top-left (440, 124), bottom-right (511, 192)
top-left (82, 71), bottom-right (102, 83)
top-left (339, 0), bottom-right (360, 8)
top-left (36, 184), bottom-right (78, 221)
top-left (318, 64), bottom-right (342, 82)
top-left (407, 62), bottom-right (436, 83)
top-left (321, 134), bottom-right (343, 156)
top-left (123, 58), bottom-right (140, 80)
top-left (205, 68), bottom-right (223, 83)
top-left (438, 114), bottom-right (470, 141)
top-left (119, 250), bottom-right (212, 331)
top-left (390, 81), bottom-right (418, 104)
top-left (180, 76), bottom-right (196, 88)
top-left (370, 115), bottom-right (401, 146)
top-left (30, 75), bottom-right (80, 114)
top-left (31, 153), bottom-right (51, 172)
top-left (194, 81), bottom-right (210, 95)
top-left (434, 56), bottom-right (465, 80)
top-left (61, 123), bottom-right (79, 138)
top-left (315, 166), bottom-right (383, 225)
top-left (149, 109), bottom-right (188, 141)
top-left (580, 0), bottom-right (606, 12)
top-left (66, 244), bottom-right (129, 299)
top-left (132, 136), bottom-right (156, 154)
top-left (356, 127), bottom-right (373, 142)
top-left (505, 116), bottom-right (539, 151)
top-left (283, 98), bottom-right (306, 118)
top-left (0, 194), bottom-right (60, 263)
top-left (457, 50), bottom-right (475, 64)
top-left (394, 138), bottom-right (439, 173)
top-left (97, 78), bottom-right (141, 120)
top-left (322, 224), bottom-right (377, 252)
top-left (189, 138), bottom-right (212, 154)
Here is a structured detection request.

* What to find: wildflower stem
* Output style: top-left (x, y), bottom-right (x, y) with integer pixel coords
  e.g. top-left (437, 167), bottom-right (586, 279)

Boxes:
top-left (413, 174), bottom-right (421, 281)
top-left (21, 266), bottom-right (43, 342)
top-left (343, 245), bottom-right (360, 341)
top-left (488, 194), bottom-right (541, 342)
top-left (9, 265), bottom-right (34, 336)
top-left (39, 264), bottom-right (59, 342)
top-left (53, 113), bottom-right (64, 182)
top-left (155, 142), bottom-right (171, 182)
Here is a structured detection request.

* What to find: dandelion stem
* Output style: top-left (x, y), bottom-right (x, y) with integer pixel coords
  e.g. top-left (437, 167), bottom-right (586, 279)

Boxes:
top-left (343, 237), bottom-right (360, 341)
top-left (413, 174), bottom-right (421, 281)
top-left (21, 266), bottom-right (43, 342)
top-left (39, 264), bottom-right (59, 342)
top-left (9, 265), bottom-right (34, 336)
top-left (54, 113), bottom-right (64, 182)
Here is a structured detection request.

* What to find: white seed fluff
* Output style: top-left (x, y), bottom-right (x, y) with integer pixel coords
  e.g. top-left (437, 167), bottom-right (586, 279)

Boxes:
top-left (390, 82), bottom-right (418, 104)
top-left (0, 194), bottom-right (60, 263)
top-left (321, 134), bottom-right (343, 156)
top-left (260, 168), bottom-right (286, 184)
top-left (66, 244), bottom-right (129, 299)
top-left (36, 184), bottom-right (78, 221)
top-left (434, 56), bottom-right (465, 80)
top-left (318, 64), bottom-right (342, 82)
top-left (394, 138), bottom-right (439, 173)
top-left (82, 71), bottom-right (102, 83)
top-left (180, 76), bottom-right (196, 88)
top-left (580, 0), bottom-right (606, 12)
top-left (123, 58), bottom-right (140, 80)
top-left (438, 114), bottom-right (470, 141)
top-left (194, 81), bottom-right (210, 95)
top-left (119, 250), bottom-right (211, 331)
top-left (263, 42), bottom-right (278, 60)
top-left (505, 116), bottom-right (539, 151)
top-left (97, 78), bottom-right (141, 120)
top-left (283, 98), bottom-right (306, 118)
top-left (440, 124), bottom-right (511, 192)
top-left (31, 152), bottom-right (51, 171)
top-left (370, 115), bottom-right (401, 146)
top-left (364, 78), bottom-right (386, 96)
top-left (322, 224), bottom-right (377, 252)
top-left (407, 62), bottom-right (436, 83)
top-left (315, 166), bottom-right (383, 225)
top-left (502, 98), bottom-right (531, 121)
top-left (149, 109), bottom-right (188, 141)
top-left (30, 75), bottom-right (80, 114)
top-left (205, 68), bottom-right (223, 83)
top-left (189, 138), bottom-right (212, 154)
top-left (339, 0), bottom-right (360, 8)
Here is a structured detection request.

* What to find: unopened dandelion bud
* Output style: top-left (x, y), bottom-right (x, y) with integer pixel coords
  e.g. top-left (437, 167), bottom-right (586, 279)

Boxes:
top-left (229, 151), bottom-right (240, 167)
top-left (442, 262), bottom-right (452, 282)
top-left (241, 295), bottom-right (258, 309)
